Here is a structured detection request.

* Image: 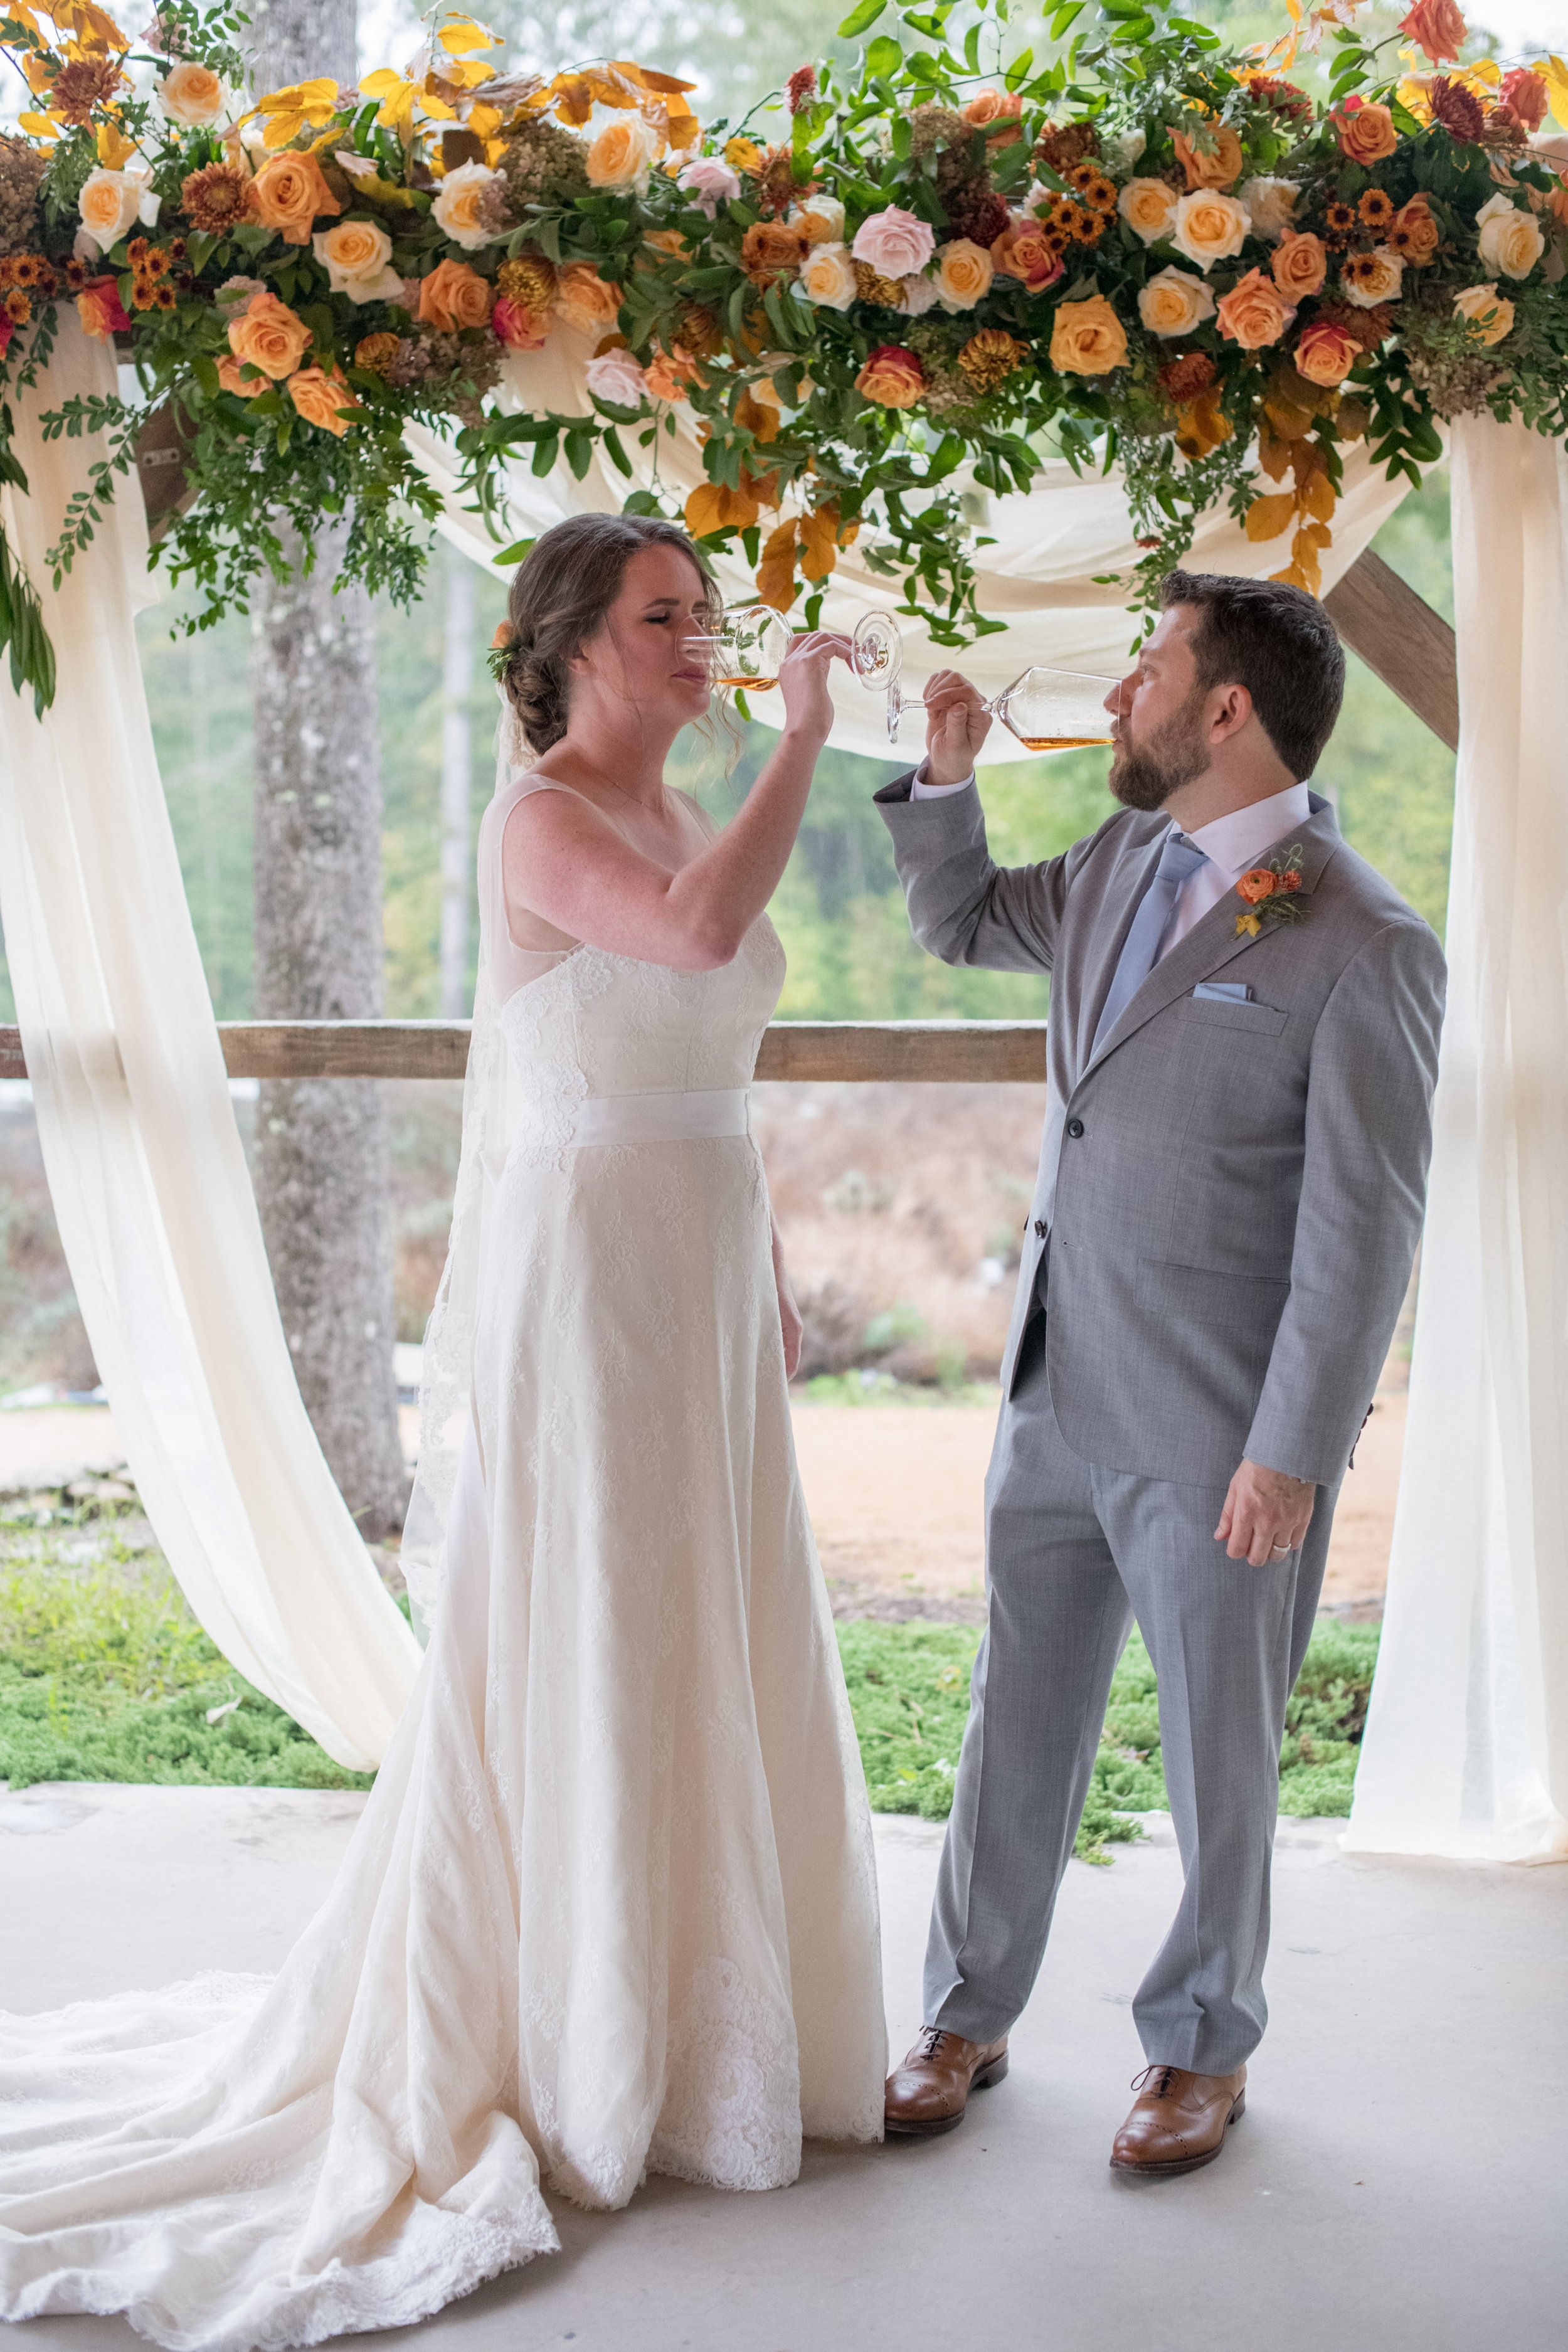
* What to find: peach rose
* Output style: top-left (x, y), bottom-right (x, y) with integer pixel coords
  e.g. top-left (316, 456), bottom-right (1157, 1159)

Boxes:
top-left (417, 257), bottom-right (494, 331)
top-left (78, 166), bottom-right (152, 253)
top-left (1049, 293), bottom-right (1128, 375)
top-left (1171, 123), bottom-right (1244, 191)
top-left (157, 61), bottom-right (226, 127)
top-left (1294, 319), bottom-right (1359, 386)
top-left (228, 289), bottom-right (312, 379)
top-left (1170, 189), bottom-right (1248, 272)
top-left (432, 160), bottom-right (503, 252)
top-left (586, 115), bottom-right (660, 194)
top-left (1453, 282), bottom-right (1513, 344)
top-left (740, 220), bottom-right (807, 287)
top-left (990, 220), bottom-right (1064, 292)
top-left (644, 343), bottom-right (697, 401)
top-left (1499, 66), bottom-right (1549, 132)
top-left (960, 87), bottom-right (1023, 143)
top-left (1398, 0), bottom-right (1466, 64)
top-left (75, 275), bottom-right (130, 339)
top-left (935, 237), bottom-right (993, 310)
top-left (216, 352), bottom-right (265, 396)
top-left (1136, 265), bottom-right (1215, 337)
top-left (1475, 193), bottom-right (1545, 280)
top-left (287, 363), bottom-right (360, 437)
top-left (491, 294), bottom-right (549, 350)
top-left (1332, 99), bottom-right (1398, 167)
top-left (312, 218), bottom-right (402, 304)
top-left (854, 342), bottom-right (925, 408)
top-left (1270, 230), bottom-right (1328, 299)
top-left (1216, 267), bottom-right (1293, 349)
top-left (554, 263), bottom-right (620, 333)
top-left (1391, 194), bottom-right (1440, 265)
top-left (1118, 176), bottom-right (1179, 245)
top-left (249, 150), bottom-right (341, 247)
top-left (790, 193), bottom-right (847, 245)
top-left (800, 241), bottom-right (858, 310)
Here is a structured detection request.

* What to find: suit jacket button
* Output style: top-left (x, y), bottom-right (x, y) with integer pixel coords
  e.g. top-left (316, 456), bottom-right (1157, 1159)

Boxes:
top-left (1034, 1219), bottom-right (1046, 1238)
top-left (1066, 1117), bottom-right (1085, 1139)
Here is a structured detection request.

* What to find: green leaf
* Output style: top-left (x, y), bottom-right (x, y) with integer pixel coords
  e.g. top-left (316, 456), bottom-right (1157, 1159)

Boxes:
top-left (603, 426), bottom-right (632, 477)
top-left (489, 538), bottom-right (536, 564)
top-left (1004, 46), bottom-right (1034, 88)
top-left (193, 354), bottom-right (221, 400)
top-left (564, 428), bottom-right (593, 481)
top-left (837, 0), bottom-right (887, 33)
top-left (866, 32), bottom-right (901, 75)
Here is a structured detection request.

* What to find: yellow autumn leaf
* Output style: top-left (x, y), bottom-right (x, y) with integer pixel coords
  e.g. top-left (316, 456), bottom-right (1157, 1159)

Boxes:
top-left (95, 116), bottom-right (137, 167)
top-left (1244, 491), bottom-right (1296, 543)
top-left (1542, 55), bottom-right (1568, 126)
top-left (1299, 470), bottom-right (1337, 524)
top-left (685, 482), bottom-right (734, 538)
top-left (437, 17), bottom-right (502, 51)
top-left (1256, 430), bottom-right (1295, 482)
top-left (16, 110), bottom-right (61, 139)
top-left (1396, 75), bottom-right (1434, 122)
top-left (1297, 517), bottom-right (1333, 548)
top-left (755, 517), bottom-right (800, 611)
top-left (468, 103), bottom-right (502, 136)
top-left (798, 504), bottom-right (845, 583)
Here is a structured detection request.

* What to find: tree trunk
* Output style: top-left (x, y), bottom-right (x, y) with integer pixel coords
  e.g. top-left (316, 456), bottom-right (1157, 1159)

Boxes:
top-left (439, 546), bottom-right (475, 1019)
top-left (248, 0), bottom-right (406, 1540)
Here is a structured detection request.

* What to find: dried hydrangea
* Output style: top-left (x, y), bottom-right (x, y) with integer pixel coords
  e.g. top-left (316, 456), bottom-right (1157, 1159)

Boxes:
top-left (495, 117), bottom-right (590, 217)
top-left (0, 136), bottom-right (47, 258)
top-left (909, 105), bottom-right (967, 159)
top-left (381, 330), bottom-right (504, 419)
top-left (902, 317), bottom-right (985, 418)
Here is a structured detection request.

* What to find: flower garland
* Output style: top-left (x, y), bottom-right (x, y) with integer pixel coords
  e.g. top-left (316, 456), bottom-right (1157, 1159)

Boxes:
top-left (2, 0), bottom-right (1568, 711)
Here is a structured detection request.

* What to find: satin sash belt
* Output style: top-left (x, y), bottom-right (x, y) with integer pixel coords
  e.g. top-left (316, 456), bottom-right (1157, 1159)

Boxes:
top-left (571, 1086), bottom-right (751, 1148)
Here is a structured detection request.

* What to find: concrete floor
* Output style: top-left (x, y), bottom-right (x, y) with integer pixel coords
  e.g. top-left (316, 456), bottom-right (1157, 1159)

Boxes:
top-left (3, 1783), bottom-right (1564, 2352)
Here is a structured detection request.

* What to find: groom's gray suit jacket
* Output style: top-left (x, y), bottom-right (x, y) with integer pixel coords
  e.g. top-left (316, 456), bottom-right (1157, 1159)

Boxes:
top-left (875, 781), bottom-right (1446, 1490)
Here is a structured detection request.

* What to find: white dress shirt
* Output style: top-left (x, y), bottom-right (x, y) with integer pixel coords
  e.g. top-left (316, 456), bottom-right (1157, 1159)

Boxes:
top-left (910, 767), bottom-right (1313, 968)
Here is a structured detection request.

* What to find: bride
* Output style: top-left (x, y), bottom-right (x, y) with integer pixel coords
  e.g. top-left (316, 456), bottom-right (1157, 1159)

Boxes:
top-left (0, 515), bottom-right (887, 2349)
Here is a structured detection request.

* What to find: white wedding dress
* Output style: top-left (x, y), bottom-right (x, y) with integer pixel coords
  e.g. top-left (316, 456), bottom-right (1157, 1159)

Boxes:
top-left (0, 772), bottom-right (887, 2351)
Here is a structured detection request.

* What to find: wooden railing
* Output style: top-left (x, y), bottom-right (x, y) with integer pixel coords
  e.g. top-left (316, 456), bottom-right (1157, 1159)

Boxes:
top-left (0, 1019), bottom-right (1050, 1086)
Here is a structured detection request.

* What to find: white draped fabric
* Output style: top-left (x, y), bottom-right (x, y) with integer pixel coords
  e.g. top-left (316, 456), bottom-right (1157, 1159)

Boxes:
top-left (1347, 415), bottom-right (1568, 1863)
top-left (407, 329), bottom-right (1411, 765)
top-left (0, 316), bottom-right (420, 1770)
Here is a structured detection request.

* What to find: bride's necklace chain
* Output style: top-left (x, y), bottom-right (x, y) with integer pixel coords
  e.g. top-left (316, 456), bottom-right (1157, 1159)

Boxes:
top-left (567, 754), bottom-right (669, 818)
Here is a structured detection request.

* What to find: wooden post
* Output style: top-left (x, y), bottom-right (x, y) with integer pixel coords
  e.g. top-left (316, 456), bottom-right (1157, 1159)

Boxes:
top-left (1325, 548), bottom-right (1459, 753)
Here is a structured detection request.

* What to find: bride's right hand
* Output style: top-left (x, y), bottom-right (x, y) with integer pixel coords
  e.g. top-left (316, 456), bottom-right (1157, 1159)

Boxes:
top-left (776, 629), bottom-right (850, 750)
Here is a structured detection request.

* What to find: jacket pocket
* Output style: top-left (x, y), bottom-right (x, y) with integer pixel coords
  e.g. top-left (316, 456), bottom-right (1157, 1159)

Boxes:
top-left (1177, 996), bottom-right (1289, 1037)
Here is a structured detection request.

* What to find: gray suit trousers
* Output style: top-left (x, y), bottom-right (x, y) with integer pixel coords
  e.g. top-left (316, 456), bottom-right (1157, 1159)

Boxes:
top-left (925, 1311), bottom-right (1335, 2075)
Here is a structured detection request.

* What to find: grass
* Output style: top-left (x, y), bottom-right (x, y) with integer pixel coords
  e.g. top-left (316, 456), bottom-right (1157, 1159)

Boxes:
top-left (0, 1544), bottom-right (1379, 1863)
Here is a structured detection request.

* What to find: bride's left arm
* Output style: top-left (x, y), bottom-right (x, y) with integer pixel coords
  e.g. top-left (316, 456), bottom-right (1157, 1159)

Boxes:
top-left (770, 1214), bottom-right (803, 1381)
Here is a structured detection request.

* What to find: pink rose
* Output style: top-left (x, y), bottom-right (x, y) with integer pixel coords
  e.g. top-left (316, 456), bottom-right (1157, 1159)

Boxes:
top-left (585, 348), bottom-right (649, 408)
top-left (852, 204), bottom-right (936, 280)
top-left (676, 157), bottom-right (742, 219)
top-left (492, 294), bottom-right (549, 351)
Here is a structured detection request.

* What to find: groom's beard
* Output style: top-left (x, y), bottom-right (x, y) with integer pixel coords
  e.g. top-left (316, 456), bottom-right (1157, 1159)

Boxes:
top-left (1108, 698), bottom-right (1210, 813)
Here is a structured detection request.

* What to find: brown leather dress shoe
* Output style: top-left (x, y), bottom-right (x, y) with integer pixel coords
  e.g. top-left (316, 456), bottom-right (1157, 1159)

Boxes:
top-left (1110, 2062), bottom-right (1247, 2178)
top-left (884, 2025), bottom-right (1010, 2137)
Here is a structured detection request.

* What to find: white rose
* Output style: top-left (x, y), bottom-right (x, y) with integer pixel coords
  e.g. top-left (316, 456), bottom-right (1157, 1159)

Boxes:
top-left (157, 61), bottom-right (227, 127)
top-left (790, 192), bottom-right (846, 244)
top-left (311, 221), bottom-right (403, 304)
top-left (898, 272), bottom-right (940, 316)
top-left (432, 159), bottom-right (502, 251)
top-left (77, 166), bottom-right (153, 256)
top-left (1105, 127), bottom-right (1147, 172)
top-left (1117, 176), bottom-right (1180, 246)
top-left (1168, 189), bottom-right (1248, 273)
top-left (1475, 191), bottom-right (1545, 279)
top-left (1136, 264), bottom-right (1217, 337)
top-left (585, 348), bottom-right (649, 408)
top-left (1239, 176), bottom-right (1298, 242)
top-left (797, 240), bottom-right (857, 311)
top-left (1343, 247), bottom-right (1404, 307)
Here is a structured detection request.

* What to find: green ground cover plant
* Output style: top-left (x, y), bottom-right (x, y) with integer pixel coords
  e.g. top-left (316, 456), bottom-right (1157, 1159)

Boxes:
top-left (0, 1546), bottom-right (1379, 1866)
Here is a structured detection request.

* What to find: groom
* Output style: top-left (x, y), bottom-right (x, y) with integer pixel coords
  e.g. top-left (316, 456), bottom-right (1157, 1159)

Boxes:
top-left (873, 571), bottom-right (1445, 2175)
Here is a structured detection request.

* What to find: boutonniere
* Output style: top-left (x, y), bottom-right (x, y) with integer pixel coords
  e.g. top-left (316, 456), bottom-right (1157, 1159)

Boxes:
top-left (1234, 843), bottom-right (1309, 940)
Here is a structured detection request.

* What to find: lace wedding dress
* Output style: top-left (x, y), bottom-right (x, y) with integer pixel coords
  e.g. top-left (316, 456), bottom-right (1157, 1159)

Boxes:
top-left (0, 773), bottom-right (887, 2351)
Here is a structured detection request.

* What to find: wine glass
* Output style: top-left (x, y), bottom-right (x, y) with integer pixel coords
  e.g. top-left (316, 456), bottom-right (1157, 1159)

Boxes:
top-left (850, 612), bottom-right (1118, 750)
top-left (687, 602), bottom-right (791, 693)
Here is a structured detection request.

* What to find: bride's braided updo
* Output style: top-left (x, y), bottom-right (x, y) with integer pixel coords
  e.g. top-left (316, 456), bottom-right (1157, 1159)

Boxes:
top-left (498, 512), bottom-right (721, 755)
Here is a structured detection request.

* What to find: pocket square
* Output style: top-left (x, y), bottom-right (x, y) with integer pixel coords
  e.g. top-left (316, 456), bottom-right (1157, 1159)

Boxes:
top-left (1192, 980), bottom-right (1253, 1003)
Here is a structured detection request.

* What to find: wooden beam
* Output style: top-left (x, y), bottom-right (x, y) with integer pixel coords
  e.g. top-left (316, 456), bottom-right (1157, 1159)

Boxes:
top-left (0, 1020), bottom-right (1050, 1087)
top-left (1324, 548), bottom-right (1459, 753)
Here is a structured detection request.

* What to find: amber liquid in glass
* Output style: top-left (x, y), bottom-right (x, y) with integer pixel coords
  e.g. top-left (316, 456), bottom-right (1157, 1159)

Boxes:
top-left (715, 672), bottom-right (778, 691)
top-left (1011, 732), bottom-right (1113, 752)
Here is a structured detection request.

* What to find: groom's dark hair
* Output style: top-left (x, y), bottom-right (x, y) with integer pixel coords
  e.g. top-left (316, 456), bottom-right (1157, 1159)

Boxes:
top-left (1159, 569), bottom-right (1345, 782)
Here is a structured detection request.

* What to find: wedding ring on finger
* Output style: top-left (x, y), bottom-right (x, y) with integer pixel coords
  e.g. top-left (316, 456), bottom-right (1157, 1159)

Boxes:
top-left (1271, 1539), bottom-right (1293, 1554)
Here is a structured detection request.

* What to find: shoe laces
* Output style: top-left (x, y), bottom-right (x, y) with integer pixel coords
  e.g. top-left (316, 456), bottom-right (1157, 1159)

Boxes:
top-left (917, 2026), bottom-right (947, 2062)
top-left (1131, 2062), bottom-right (1180, 2100)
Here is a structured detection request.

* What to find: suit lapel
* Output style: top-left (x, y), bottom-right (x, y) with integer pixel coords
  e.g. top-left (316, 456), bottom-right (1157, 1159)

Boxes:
top-left (1081, 797), bottom-right (1342, 1079)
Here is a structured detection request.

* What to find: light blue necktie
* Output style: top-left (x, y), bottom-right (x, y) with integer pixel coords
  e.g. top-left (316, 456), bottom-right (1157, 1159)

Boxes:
top-left (1091, 831), bottom-right (1208, 1059)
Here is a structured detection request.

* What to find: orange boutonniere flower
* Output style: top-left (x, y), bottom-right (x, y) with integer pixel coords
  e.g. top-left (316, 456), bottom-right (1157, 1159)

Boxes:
top-left (1234, 844), bottom-right (1310, 938)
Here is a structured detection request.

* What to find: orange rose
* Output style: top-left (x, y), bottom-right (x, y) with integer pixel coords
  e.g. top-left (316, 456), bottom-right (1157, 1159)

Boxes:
top-left (1332, 99), bottom-right (1398, 167)
top-left (248, 149), bottom-right (341, 246)
top-left (960, 87), bottom-right (1023, 143)
top-left (644, 343), bottom-right (697, 401)
top-left (287, 363), bottom-right (360, 435)
top-left (216, 352), bottom-right (265, 397)
top-left (554, 263), bottom-right (620, 333)
top-left (1398, 0), bottom-right (1466, 64)
top-left (739, 219), bottom-right (807, 287)
top-left (934, 237), bottom-right (993, 309)
top-left (1270, 230), bottom-right (1328, 300)
top-left (228, 289), bottom-right (312, 379)
top-left (1049, 293), bottom-right (1128, 376)
top-left (1237, 867), bottom-right (1279, 905)
top-left (1171, 123), bottom-right (1244, 191)
top-left (417, 257), bottom-right (493, 332)
top-left (1499, 65), bottom-right (1549, 132)
top-left (1391, 194), bottom-right (1439, 266)
top-left (1216, 268), bottom-right (1292, 350)
top-left (1294, 319), bottom-right (1359, 387)
top-left (854, 342), bottom-right (925, 408)
top-left (75, 275), bottom-right (130, 339)
top-left (990, 220), bottom-right (1064, 292)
